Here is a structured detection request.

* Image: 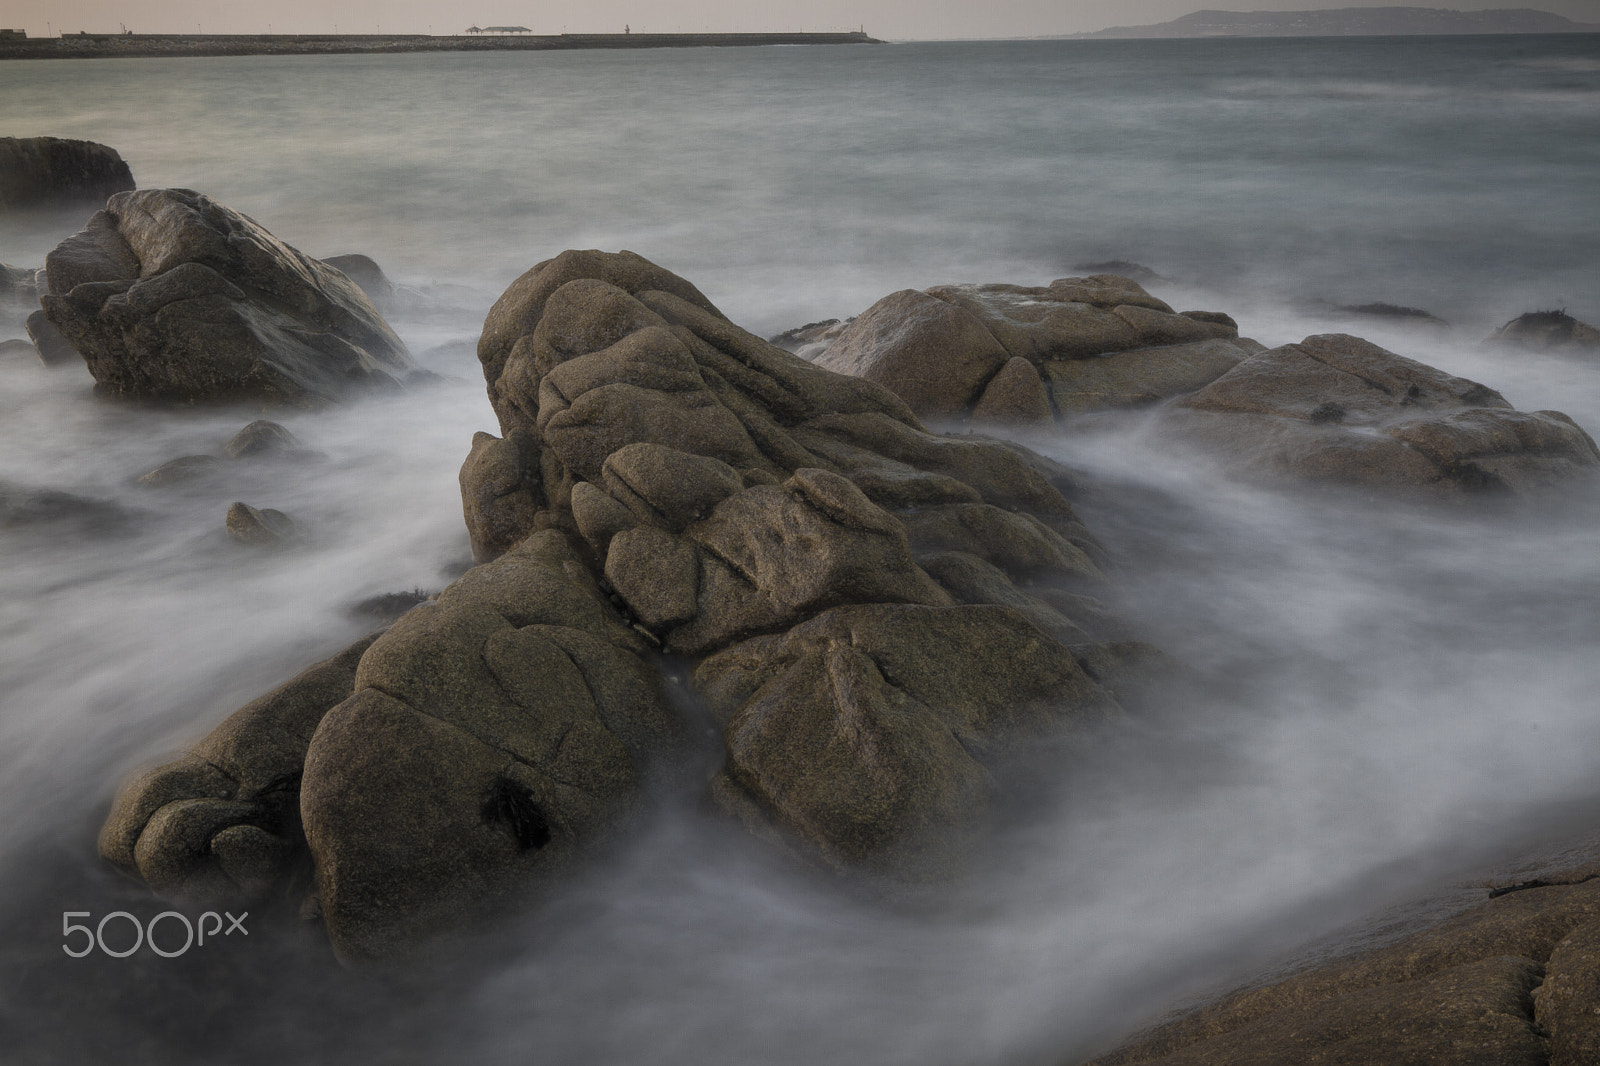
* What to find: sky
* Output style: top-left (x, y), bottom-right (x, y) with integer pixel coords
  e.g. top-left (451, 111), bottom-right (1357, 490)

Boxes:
top-left (6, 0), bottom-right (1599, 40)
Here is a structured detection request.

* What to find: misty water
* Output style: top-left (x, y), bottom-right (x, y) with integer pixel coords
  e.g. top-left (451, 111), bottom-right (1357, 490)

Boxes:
top-left (2, 34), bottom-right (1599, 1064)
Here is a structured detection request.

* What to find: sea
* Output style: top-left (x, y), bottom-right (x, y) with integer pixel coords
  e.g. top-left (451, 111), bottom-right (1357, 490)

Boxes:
top-left (1, 33), bottom-right (1598, 1065)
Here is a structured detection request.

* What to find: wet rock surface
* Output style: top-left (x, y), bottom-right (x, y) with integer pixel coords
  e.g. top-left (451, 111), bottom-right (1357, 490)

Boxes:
top-left (223, 419), bottom-right (303, 460)
top-left (319, 252), bottom-right (397, 311)
top-left (810, 274), bottom-right (1253, 423)
top-left (1490, 310), bottom-right (1600, 354)
top-left (136, 454), bottom-right (224, 487)
top-left (1089, 870), bottom-right (1600, 1066)
top-left (0, 480), bottom-right (135, 532)
top-left (39, 189), bottom-right (420, 405)
top-left (136, 420), bottom-right (312, 489)
top-left (0, 337), bottom-right (39, 364)
top-left (1, 262), bottom-right (39, 320)
top-left (24, 308), bottom-right (78, 367)
top-left (0, 136), bottom-right (135, 209)
top-left (1164, 333), bottom-right (1600, 494)
top-left (225, 501), bottom-right (297, 546)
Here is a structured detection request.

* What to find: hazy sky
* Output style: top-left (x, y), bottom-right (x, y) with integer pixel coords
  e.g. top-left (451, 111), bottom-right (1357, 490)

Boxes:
top-left (7, 0), bottom-right (1598, 39)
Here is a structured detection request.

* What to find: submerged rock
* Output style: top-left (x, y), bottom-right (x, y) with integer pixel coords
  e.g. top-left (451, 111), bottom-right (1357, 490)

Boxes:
top-left (320, 253), bottom-right (397, 312)
top-left (136, 454), bottom-right (223, 487)
top-left (225, 501), bottom-right (297, 546)
top-left (768, 317), bottom-right (846, 354)
top-left (1315, 299), bottom-right (1451, 331)
top-left (38, 188), bottom-right (419, 405)
top-left (347, 588), bottom-right (434, 622)
top-left (0, 481), bottom-right (133, 532)
top-left (0, 136), bottom-right (135, 209)
top-left (0, 338), bottom-right (38, 364)
top-left (139, 420), bottom-right (309, 489)
top-left (1072, 260), bottom-right (1161, 283)
top-left (24, 309), bottom-right (77, 367)
top-left (811, 275), bottom-right (1253, 423)
top-left (106, 249), bottom-right (1134, 960)
top-left (1163, 333), bottom-right (1600, 494)
top-left (223, 419), bottom-right (302, 460)
top-left (1489, 310), bottom-right (1600, 354)
top-left (1, 262), bottom-right (39, 311)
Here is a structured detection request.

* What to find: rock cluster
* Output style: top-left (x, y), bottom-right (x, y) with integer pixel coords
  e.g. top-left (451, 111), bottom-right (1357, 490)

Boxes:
top-left (811, 276), bottom-right (1258, 423)
top-left (137, 420), bottom-right (310, 488)
top-left (808, 280), bottom-right (1598, 495)
top-left (39, 188), bottom-right (420, 405)
top-left (0, 136), bottom-right (134, 209)
top-left (102, 249), bottom-right (1133, 961)
top-left (93, 237), bottom-right (1600, 979)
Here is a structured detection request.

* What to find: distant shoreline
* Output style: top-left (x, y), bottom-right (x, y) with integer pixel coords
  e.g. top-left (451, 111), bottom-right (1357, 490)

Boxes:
top-left (1070, 6), bottom-right (1600, 39)
top-left (0, 30), bottom-right (883, 61)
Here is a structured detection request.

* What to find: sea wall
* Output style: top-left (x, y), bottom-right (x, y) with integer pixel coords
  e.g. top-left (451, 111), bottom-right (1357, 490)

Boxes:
top-left (0, 31), bottom-right (882, 61)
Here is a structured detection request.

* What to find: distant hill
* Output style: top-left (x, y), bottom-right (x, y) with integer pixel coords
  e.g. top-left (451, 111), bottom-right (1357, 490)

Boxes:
top-left (1079, 7), bottom-right (1600, 37)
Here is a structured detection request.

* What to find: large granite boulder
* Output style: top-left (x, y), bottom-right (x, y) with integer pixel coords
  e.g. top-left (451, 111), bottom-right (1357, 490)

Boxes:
top-left (0, 136), bottom-right (134, 209)
top-left (102, 533), bottom-right (682, 962)
top-left (1163, 333), bottom-right (1600, 494)
top-left (39, 189), bottom-right (419, 405)
top-left (104, 250), bottom-right (1134, 960)
top-left (466, 249), bottom-right (1126, 873)
top-left (1089, 869), bottom-right (1600, 1066)
top-left (812, 275), bottom-right (1258, 423)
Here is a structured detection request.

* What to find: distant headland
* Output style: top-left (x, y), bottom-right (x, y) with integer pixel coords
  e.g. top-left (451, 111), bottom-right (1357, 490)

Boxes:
top-left (0, 29), bottom-right (882, 61)
top-left (1075, 7), bottom-right (1600, 38)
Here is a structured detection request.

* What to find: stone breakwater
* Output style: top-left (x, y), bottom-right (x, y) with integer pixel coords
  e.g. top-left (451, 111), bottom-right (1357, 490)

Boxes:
top-left (0, 31), bottom-right (882, 61)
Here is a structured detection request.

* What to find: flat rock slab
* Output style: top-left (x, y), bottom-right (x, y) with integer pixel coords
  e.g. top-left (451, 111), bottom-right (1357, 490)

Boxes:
top-left (39, 188), bottom-right (419, 405)
top-left (811, 274), bottom-right (1243, 423)
top-left (1164, 333), bottom-right (1600, 494)
top-left (1043, 337), bottom-right (1265, 418)
top-left (1091, 872), bottom-right (1600, 1066)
